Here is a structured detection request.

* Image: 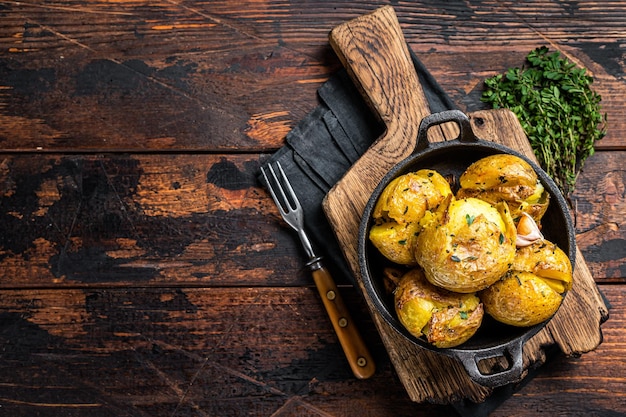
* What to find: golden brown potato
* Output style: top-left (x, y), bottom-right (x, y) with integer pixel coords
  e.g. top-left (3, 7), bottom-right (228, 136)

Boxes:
top-left (512, 240), bottom-right (573, 293)
top-left (366, 163), bottom-right (571, 344)
top-left (460, 154), bottom-right (537, 190)
top-left (480, 239), bottom-right (572, 327)
top-left (394, 268), bottom-right (483, 348)
top-left (369, 221), bottom-right (420, 265)
top-left (457, 154), bottom-right (550, 222)
top-left (414, 197), bottom-right (517, 293)
top-left (370, 170), bottom-right (453, 265)
top-left (373, 169), bottom-right (452, 223)
top-left (480, 271), bottom-right (563, 327)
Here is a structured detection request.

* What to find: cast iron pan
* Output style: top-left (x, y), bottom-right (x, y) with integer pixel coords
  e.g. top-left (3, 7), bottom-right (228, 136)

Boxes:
top-left (358, 110), bottom-right (576, 388)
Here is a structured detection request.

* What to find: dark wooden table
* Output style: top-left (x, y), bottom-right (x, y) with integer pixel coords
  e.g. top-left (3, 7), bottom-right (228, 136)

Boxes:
top-left (1, 1), bottom-right (624, 416)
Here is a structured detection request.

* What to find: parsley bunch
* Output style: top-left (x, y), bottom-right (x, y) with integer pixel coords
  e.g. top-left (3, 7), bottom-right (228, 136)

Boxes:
top-left (481, 46), bottom-right (606, 197)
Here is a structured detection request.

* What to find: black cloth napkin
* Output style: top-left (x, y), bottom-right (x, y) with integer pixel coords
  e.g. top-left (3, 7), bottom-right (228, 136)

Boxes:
top-left (259, 50), bottom-right (457, 287)
top-left (258, 48), bottom-right (543, 416)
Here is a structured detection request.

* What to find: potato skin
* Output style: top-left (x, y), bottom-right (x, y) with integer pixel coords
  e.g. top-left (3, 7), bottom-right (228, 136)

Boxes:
top-left (512, 240), bottom-right (573, 293)
top-left (370, 170), bottom-right (453, 265)
top-left (458, 154), bottom-right (550, 222)
top-left (457, 186), bottom-right (549, 222)
top-left (369, 221), bottom-right (420, 265)
top-left (394, 269), bottom-right (483, 348)
top-left (460, 154), bottom-right (537, 190)
top-left (373, 169), bottom-right (452, 223)
top-left (414, 197), bottom-right (517, 293)
top-left (480, 271), bottom-right (563, 327)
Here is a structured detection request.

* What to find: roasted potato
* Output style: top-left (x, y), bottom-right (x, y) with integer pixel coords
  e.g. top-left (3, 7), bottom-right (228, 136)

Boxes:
top-left (480, 239), bottom-right (572, 327)
top-left (367, 163), bottom-right (572, 346)
top-left (414, 197), bottom-right (517, 293)
top-left (370, 170), bottom-right (452, 264)
top-left (512, 240), bottom-right (573, 293)
top-left (369, 221), bottom-right (420, 265)
top-left (480, 271), bottom-right (563, 327)
top-left (394, 268), bottom-right (483, 348)
top-left (457, 154), bottom-right (550, 222)
top-left (372, 169), bottom-right (452, 223)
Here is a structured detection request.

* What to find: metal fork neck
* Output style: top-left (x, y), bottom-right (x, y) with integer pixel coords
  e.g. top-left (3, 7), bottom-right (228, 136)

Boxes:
top-left (297, 229), bottom-right (322, 270)
top-left (297, 229), bottom-right (315, 259)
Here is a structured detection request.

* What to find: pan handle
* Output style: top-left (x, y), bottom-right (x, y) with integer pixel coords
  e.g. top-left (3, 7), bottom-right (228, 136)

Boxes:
top-left (415, 110), bottom-right (478, 152)
top-left (453, 338), bottom-right (525, 388)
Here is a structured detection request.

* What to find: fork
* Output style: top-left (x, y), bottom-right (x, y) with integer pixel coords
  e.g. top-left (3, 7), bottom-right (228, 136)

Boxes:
top-left (261, 161), bottom-right (375, 379)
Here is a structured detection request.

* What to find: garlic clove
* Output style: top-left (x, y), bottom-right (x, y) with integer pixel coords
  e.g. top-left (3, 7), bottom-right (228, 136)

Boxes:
top-left (516, 212), bottom-right (544, 247)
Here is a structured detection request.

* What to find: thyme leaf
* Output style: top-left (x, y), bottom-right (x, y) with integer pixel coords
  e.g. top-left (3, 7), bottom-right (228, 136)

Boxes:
top-left (481, 46), bottom-right (607, 197)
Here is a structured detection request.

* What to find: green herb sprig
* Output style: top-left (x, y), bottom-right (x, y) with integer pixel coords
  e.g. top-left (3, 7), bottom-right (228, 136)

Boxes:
top-left (481, 46), bottom-right (607, 197)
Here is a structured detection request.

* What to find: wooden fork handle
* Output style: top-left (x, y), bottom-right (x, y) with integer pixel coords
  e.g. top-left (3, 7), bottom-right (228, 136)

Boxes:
top-left (311, 265), bottom-right (376, 379)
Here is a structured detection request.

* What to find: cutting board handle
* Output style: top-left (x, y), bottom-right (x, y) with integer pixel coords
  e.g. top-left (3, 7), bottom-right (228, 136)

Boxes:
top-left (324, 6), bottom-right (433, 267)
top-left (328, 5), bottom-right (431, 180)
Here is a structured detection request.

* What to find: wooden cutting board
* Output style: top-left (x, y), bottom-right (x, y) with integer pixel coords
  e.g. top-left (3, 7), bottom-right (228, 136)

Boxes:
top-left (322, 5), bottom-right (609, 404)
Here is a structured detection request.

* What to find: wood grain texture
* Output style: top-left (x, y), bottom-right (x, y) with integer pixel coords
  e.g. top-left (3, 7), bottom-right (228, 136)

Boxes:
top-left (0, 151), bottom-right (622, 288)
top-left (0, 285), bottom-right (623, 416)
top-left (1, 0), bottom-right (623, 150)
top-left (323, 13), bottom-right (607, 399)
top-left (0, 153), bottom-right (312, 288)
top-left (0, 1), bottom-right (624, 415)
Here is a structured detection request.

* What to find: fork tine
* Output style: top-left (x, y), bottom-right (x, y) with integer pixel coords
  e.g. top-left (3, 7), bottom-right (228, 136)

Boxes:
top-left (267, 163), bottom-right (291, 213)
top-left (260, 164), bottom-right (285, 215)
top-left (274, 161), bottom-right (301, 211)
top-left (261, 162), bottom-right (301, 229)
